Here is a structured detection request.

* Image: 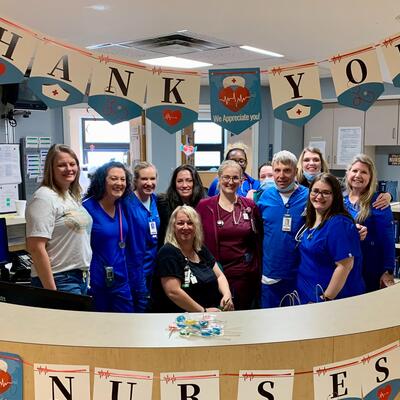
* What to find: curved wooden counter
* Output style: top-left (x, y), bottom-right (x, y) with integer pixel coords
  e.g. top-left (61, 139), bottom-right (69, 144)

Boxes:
top-left (0, 284), bottom-right (399, 399)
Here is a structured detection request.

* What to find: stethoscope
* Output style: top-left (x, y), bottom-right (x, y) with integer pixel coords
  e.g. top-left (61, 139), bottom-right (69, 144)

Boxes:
top-left (117, 204), bottom-right (125, 249)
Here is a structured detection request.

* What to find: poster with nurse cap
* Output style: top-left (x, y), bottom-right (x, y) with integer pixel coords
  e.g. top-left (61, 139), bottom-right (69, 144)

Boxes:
top-left (0, 351), bottom-right (23, 400)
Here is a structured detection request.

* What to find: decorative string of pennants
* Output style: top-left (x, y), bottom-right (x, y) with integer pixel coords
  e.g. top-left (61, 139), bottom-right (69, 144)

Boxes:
top-left (1, 16), bottom-right (400, 136)
top-left (0, 340), bottom-right (399, 399)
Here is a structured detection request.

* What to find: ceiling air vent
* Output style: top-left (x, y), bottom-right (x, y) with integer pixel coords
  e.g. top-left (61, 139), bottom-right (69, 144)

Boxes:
top-left (115, 32), bottom-right (233, 55)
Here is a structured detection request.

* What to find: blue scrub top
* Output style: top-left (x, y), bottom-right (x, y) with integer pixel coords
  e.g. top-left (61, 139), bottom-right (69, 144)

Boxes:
top-left (344, 192), bottom-right (395, 290)
top-left (297, 214), bottom-right (365, 304)
top-left (257, 185), bottom-right (309, 280)
top-left (208, 172), bottom-right (260, 197)
top-left (122, 192), bottom-right (160, 280)
top-left (83, 197), bottom-right (129, 288)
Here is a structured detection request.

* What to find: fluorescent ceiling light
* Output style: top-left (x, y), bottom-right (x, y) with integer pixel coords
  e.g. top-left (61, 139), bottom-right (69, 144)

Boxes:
top-left (240, 45), bottom-right (284, 58)
top-left (139, 56), bottom-right (212, 69)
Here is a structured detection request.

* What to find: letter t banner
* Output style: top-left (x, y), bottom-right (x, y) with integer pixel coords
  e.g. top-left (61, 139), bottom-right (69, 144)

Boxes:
top-left (237, 369), bottom-right (294, 400)
top-left (93, 367), bottom-right (153, 400)
top-left (268, 61), bottom-right (322, 127)
top-left (380, 33), bottom-right (400, 88)
top-left (160, 370), bottom-right (219, 400)
top-left (34, 363), bottom-right (90, 400)
top-left (329, 45), bottom-right (384, 111)
top-left (0, 18), bottom-right (39, 84)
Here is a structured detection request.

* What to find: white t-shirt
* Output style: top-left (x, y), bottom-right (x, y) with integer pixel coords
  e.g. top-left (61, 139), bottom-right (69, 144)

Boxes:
top-left (26, 186), bottom-right (92, 277)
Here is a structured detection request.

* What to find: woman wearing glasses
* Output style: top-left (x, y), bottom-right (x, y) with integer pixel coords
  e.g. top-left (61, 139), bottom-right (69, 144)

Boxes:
top-left (296, 173), bottom-right (365, 303)
top-left (344, 154), bottom-right (396, 292)
top-left (207, 143), bottom-right (260, 197)
top-left (197, 160), bottom-right (262, 310)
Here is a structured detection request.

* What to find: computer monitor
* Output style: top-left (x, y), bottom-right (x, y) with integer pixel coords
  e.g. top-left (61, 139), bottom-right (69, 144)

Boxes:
top-left (0, 218), bottom-right (10, 265)
top-left (0, 281), bottom-right (93, 312)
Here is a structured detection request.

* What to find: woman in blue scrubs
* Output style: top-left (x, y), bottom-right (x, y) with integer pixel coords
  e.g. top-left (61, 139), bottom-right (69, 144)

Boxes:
top-left (296, 173), bottom-right (365, 303)
top-left (344, 154), bottom-right (395, 292)
top-left (83, 161), bottom-right (133, 312)
top-left (123, 161), bottom-right (160, 312)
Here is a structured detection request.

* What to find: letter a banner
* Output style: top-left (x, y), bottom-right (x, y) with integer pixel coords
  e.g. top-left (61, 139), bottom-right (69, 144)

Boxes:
top-left (160, 370), bottom-right (219, 400)
top-left (0, 351), bottom-right (23, 400)
top-left (93, 367), bottom-right (153, 400)
top-left (27, 41), bottom-right (93, 108)
top-left (0, 17), bottom-right (40, 84)
top-left (329, 45), bottom-right (384, 111)
top-left (269, 61), bottom-right (322, 126)
top-left (380, 33), bottom-right (400, 88)
top-left (146, 71), bottom-right (200, 134)
top-left (88, 57), bottom-right (149, 125)
top-left (209, 68), bottom-right (261, 135)
top-left (34, 363), bottom-right (90, 400)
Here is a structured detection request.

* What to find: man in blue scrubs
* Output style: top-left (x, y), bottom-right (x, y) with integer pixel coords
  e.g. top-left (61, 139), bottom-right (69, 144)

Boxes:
top-left (257, 151), bottom-right (309, 308)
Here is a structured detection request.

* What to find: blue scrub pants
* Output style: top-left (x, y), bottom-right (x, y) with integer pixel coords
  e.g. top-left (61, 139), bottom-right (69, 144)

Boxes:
top-left (261, 279), bottom-right (296, 308)
top-left (90, 281), bottom-right (134, 313)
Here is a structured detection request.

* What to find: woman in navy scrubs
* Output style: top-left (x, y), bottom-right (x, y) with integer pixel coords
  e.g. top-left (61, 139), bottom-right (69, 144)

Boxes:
top-left (83, 161), bottom-right (133, 312)
top-left (344, 154), bottom-right (395, 292)
top-left (296, 173), bottom-right (365, 303)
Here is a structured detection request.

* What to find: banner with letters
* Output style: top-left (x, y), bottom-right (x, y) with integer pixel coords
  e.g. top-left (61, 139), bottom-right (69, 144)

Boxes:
top-left (3, 16), bottom-right (400, 131)
top-left (329, 45), bottom-right (384, 112)
top-left (269, 61), bottom-right (322, 126)
top-left (146, 71), bottom-right (200, 133)
top-left (0, 17), bottom-right (40, 84)
top-left (88, 56), bottom-right (149, 125)
top-left (209, 68), bottom-right (262, 135)
top-left (27, 40), bottom-right (93, 108)
top-left (1, 341), bottom-right (400, 400)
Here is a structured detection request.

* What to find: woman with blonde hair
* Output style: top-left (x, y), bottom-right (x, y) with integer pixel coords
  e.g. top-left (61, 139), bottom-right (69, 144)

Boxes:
top-left (26, 144), bottom-right (92, 294)
top-left (344, 154), bottom-right (396, 292)
top-left (151, 205), bottom-right (233, 313)
top-left (296, 147), bottom-right (329, 188)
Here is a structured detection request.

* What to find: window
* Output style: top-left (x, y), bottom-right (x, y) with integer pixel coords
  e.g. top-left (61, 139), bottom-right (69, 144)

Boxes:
top-left (193, 121), bottom-right (225, 171)
top-left (81, 118), bottom-right (130, 169)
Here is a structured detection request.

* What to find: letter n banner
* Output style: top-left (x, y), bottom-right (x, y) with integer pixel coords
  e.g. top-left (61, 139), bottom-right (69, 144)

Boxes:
top-left (34, 363), bottom-right (90, 400)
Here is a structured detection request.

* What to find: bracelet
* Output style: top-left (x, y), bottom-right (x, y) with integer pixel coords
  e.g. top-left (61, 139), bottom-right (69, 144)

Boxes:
top-left (320, 293), bottom-right (332, 301)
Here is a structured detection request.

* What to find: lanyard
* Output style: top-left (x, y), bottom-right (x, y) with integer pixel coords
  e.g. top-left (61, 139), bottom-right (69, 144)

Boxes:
top-left (118, 204), bottom-right (125, 248)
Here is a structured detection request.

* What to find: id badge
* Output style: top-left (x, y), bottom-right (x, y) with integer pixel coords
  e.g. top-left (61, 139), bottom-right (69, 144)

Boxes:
top-left (149, 221), bottom-right (158, 236)
top-left (282, 214), bottom-right (292, 232)
top-left (243, 212), bottom-right (249, 220)
top-left (190, 275), bottom-right (198, 284)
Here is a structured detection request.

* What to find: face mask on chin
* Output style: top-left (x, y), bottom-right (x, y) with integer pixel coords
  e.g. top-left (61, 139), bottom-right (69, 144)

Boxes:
top-left (276, 180), bottom-right (296, 193)
top-left (260, 177), bottom-right (275, 190)
top-left (303, 171), bottom-right (321, 183)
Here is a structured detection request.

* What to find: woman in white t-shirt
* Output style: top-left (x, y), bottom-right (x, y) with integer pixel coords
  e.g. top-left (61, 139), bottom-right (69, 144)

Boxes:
top-left (26, 144), bottom-right (92, 295)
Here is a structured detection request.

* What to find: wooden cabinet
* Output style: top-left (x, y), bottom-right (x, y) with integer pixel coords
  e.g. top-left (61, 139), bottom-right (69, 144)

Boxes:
top-left (304, 104), bottom-right (365, 169)
top-left (364, 100), bottom-right (399, 145)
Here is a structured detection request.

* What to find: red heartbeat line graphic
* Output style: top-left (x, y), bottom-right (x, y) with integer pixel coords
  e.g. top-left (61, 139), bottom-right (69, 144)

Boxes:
top-left (0, 378), bottom-right (11, 388)
top-left (163, 374), bottom-right (218, 384)
top-left (96, 370), bottom-right (152, 380)
top-left (219, 93), bottom-right (250, 107)
top-left (164, 113), bottom-right (179, 121)
top-left (241, 372), bottom-right (293, 381)
top-left (36, 366), bottom-right (88, 375)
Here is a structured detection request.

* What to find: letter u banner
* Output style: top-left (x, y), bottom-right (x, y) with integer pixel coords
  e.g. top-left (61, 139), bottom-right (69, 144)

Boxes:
top-left (146, 72), bottom-right (201, 134)
top-left (329, 45), bottom-right (384, 112)
top-left (209, 68), bottom-right (261, 135)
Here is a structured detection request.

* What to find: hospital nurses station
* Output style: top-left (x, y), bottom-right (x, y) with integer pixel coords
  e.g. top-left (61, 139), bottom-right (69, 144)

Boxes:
top-left (0, 2), bottom-right (400, 399)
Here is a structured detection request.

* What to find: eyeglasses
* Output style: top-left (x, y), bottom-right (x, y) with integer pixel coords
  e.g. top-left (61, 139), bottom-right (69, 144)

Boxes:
top-left (221, 175), bottom-right (241, 183)
top-left (310, 188), bottom-right (332, 198)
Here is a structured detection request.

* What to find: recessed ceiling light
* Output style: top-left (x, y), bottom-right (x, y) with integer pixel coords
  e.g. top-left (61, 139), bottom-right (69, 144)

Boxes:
top-left (176, 29), bottom-right (188, 33)
top-left (240, 45), bottom-right (284, 58)
top-left (139, 56), bottom-right (212, 69)
top-left (85, 4), bottom-right (110, 11)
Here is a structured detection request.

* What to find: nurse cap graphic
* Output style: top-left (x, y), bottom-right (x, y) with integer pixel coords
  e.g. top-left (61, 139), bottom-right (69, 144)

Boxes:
top-left (0, 359), bottom-right (12, 394)
top-left (218, 76), bottom-right (251, 112)
top-left (273, 98), bottom-right (323, 127)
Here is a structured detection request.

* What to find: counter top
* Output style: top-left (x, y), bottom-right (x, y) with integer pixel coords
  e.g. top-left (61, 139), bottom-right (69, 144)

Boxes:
top-left (0, 284), bottom-right (399, 348)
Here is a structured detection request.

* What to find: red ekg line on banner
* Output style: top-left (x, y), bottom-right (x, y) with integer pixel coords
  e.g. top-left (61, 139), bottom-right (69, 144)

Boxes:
top-left (35, 366), bottom-right (89, 375)
top-left (95, 370), bottom-right (152, 380)
top-left (163, 373), bottom-right (219, 384)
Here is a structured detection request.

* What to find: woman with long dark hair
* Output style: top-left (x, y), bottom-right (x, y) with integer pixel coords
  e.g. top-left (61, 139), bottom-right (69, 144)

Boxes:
top-left (295, 173), bottom-right (365, 303)
top-left (157, 164), bottom-right (206, 247)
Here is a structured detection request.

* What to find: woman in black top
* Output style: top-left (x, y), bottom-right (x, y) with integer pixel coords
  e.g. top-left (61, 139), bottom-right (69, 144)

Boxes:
top-left (157, 165), bottom-right (207, 248)
top-left (151, 205), bottom-right (234, 313)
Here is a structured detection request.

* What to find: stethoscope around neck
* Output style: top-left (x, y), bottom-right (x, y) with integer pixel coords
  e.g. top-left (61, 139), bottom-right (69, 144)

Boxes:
top-left (117, 203), bottom-right (125, 249)
top-left (216, 196), bottom-right (244, 228)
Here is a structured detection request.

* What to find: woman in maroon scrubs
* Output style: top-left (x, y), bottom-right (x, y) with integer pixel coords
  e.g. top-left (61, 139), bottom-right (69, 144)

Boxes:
top-left (196, 160), bottom-right (262, 310)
